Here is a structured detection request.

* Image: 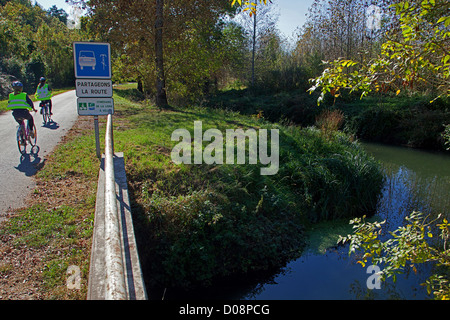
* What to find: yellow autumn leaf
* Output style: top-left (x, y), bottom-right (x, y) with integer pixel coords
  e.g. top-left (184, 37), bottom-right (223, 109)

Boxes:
top-left (396, 89), bottom-right (401, 95)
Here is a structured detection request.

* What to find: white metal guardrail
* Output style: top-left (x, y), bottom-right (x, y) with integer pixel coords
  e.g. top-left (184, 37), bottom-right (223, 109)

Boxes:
top-left (88, 114), bottom-right (147, 300)
top-left (104, 113), bottom-right (128, 299)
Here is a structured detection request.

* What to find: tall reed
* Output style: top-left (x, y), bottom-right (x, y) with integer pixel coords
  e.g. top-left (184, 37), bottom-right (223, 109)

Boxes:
top-left (315, 109), bottom-right (345, 138)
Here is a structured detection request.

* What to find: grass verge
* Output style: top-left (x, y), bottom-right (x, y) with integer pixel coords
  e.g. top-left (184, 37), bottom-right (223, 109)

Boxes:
top-left (0, 116), bottom-right (99, 299)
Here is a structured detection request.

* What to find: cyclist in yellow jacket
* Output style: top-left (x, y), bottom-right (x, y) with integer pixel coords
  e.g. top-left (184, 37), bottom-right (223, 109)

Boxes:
top-left (35, 77), bottom-right (53, 115)
top-left (7, 81), bottom-right (37, 137)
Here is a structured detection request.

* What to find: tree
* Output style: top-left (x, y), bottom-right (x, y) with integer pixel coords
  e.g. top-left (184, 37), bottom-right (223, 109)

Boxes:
top-left (235, 0), bottom-right (278, 86)
top-left (0, 0), bottom-right (82, 94)
top-left (34, 19), bottom-right (79, 87)
top-left (88, 0), bottom-right (236, 105)
top-left (309, 0), bottom-right (450, 103)
top-left (251, 2), bottom-right (257, 86)
top-left (47, 5), bottom-right (68, 24)
top-left (294, 0), bottom-right (394, 70)
top-left (155, 0), bottom-right (168, 108)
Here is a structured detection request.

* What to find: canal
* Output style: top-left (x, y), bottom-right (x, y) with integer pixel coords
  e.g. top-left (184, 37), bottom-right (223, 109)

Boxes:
top-left (165, 142), bottom-right (450, 300)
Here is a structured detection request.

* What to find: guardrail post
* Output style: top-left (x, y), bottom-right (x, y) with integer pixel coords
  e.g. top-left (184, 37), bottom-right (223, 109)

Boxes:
top-left (104, 114), bottom-right (127, 300)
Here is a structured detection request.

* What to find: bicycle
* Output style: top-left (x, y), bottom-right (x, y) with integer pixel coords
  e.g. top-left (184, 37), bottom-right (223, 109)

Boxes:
top-left (16, 117), bottom-right (38, 155)
top-left (40, 100), bottom-right (52, 125)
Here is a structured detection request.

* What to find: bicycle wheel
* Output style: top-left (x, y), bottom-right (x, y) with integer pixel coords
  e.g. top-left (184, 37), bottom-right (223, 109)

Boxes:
top-left (17, 125), bottom-right (26, 155)
top-left (42, 105), bottom-right (49, 125)
top-left (29, 123), bottom-right (37, 146)
top-left (47, 108), bottom-right (52, 123)
top-left (42, 105), bottom-right (47, 124)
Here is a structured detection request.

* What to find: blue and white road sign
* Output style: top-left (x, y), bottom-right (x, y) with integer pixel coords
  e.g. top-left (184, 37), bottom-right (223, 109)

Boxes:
top-left (73, 42), bottom-right (111, 79)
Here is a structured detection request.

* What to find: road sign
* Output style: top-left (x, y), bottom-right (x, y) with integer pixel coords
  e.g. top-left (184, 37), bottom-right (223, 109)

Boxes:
top-left (76, 79), bottom-right (113, 97)
top-left (77, 98), bottom-right (114, 116)
top-left (73, 42), bottom-right (111, 79)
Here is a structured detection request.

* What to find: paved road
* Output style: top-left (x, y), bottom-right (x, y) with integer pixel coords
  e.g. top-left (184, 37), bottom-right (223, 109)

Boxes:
top-left (0, 90), bottom-right (78, 217)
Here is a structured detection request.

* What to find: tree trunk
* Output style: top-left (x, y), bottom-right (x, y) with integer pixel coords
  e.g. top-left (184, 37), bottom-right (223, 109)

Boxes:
top-left (155, 0), bottom-right (168, 108)
top-left (137, 77), bottom-right (143, 93)
top-left (251, 7), bottom-right (257, 87)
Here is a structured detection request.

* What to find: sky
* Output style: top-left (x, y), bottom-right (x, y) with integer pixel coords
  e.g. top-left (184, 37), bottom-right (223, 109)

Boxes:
top-left (34, 0), bottom-right (314, 38)
top-left (275, 0), bottom-right (314, 38)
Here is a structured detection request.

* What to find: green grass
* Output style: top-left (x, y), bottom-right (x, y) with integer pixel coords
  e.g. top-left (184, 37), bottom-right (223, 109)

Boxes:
top-left (0, 99), bottom-right (8, 112)
top-left (4, 205), bottom-right (79, 248)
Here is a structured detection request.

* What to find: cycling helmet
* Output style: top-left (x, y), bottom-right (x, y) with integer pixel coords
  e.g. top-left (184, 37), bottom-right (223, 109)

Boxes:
top-left (12, 81), bottom-right (23, 87)
top-left (40, 77), bottom-right (46, 82)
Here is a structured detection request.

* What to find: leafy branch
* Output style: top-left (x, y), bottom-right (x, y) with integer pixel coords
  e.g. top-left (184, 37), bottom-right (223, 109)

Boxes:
top-left (231, 0), bottom-right (272, 16)
top-left (338, 212), bottom-right (450, 300)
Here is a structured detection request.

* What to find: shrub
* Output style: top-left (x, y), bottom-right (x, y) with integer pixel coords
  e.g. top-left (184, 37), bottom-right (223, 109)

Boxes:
top-left (315, 109), bottom-right (345, 138)
top-left (443, 124), bottom-right (450, 150)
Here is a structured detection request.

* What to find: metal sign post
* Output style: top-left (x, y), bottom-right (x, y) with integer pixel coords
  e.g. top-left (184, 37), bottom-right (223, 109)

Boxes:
top-left (73, 42), bottom-right (113, 159)
top-left (94, 115), bottom-right (101, 159)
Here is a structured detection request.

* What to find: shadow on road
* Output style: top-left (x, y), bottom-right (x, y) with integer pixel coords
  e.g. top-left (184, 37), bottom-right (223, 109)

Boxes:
top-left (14, 152), bottom-right (46, 177)
top-left (41, 120), bottom-right (60, 130)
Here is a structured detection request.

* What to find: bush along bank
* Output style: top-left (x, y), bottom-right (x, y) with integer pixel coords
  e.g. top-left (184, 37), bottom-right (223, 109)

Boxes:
top-left (204, 90), bottom-right (450, 151)
top-left (338, 95), bottom-right (450, 150)
top-left (111, 90), bottom-right (384, 291)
